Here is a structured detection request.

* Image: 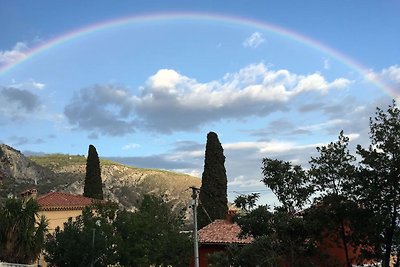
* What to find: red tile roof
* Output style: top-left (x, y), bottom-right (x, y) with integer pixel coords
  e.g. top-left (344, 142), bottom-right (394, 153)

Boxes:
top-left (37, 192), bottom-right (94, 211)
top-left (198, 219), bottom-right (253, 245)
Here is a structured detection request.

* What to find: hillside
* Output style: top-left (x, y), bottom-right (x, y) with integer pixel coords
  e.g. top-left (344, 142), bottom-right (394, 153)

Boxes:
top-left (0, 144), bottom-right (201, 214)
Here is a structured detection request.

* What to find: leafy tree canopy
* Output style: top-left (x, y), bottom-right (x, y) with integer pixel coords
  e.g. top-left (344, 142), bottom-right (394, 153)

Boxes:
top-left (356, 100), bottom-right (400, 267)
top-left (45, 196), bottom-right (191, 267)
top-left (0, 197), bottom-right (48, 264)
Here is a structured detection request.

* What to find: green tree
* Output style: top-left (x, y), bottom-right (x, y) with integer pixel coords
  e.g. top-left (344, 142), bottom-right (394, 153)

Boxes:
top-left (357, 100), bottom-right (400, 267)
top-left (308, 131), bottom-right (360, 267)
top-left (234, 193), bottom-right (259, 213)
top-left (115, 195), bottom-right (192, 267)
top-left (228, 159), bottom-right (314, 267)
top-left (232, 205), bottom-right (315, 267)
top-left (0, 197), bottom-right (48, 264)
top-left (84, 144), bottom-right (103, 200)
top-left (307, 195), bottom-right (377, 265)
top-left (309, 131), bottom-right (357, 197)
top-left (198, 132), bottom-right (228, 229)
top-left (44, 201), bottom-right (119, 267)
top-left (262, 158), bottom-right (313, 213)
top-left (45, 197), bottom-right (191, 267)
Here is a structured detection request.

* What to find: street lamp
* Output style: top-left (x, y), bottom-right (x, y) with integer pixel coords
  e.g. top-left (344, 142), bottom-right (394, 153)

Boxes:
top-left (90, 220), bottom-right (101, 267)
top-left (190, 187), bottom-right (200, 267)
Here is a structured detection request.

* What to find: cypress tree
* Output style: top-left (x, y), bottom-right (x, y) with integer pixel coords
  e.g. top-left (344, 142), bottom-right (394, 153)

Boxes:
top-left (83, 144), bottom-right (103, 200)
top-left (197, 132), bottom-right (228, 229)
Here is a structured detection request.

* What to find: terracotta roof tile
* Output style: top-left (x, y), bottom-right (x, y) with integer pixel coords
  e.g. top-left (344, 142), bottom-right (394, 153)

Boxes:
top-left (37, 192), bottom-right (94, 211)
top-left (198, 219), bottom-right (253, 245)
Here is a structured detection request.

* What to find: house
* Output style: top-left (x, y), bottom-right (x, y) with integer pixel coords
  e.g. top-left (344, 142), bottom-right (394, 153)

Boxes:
top-left (36, 191), bottom-right (94, 232)
top-left (20, 189), bottom-right (94, 267)
top-left (191, 210), bottom-right (253, 267)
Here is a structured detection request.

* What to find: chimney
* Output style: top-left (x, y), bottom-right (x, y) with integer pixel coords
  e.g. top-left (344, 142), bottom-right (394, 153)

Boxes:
top-left (20, 188), bottom-right (38, 201)
top-left (226, 209), bottom-right (236, 222)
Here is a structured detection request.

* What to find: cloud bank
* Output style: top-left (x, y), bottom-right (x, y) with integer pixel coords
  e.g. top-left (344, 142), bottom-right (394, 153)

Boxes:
top-left (64, 63), bottom-right (351, 135)
top-left (0, 87), bottom-right (42, 120)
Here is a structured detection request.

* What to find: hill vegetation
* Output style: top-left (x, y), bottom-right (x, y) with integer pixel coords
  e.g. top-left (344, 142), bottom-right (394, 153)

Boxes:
top-left (0, 145), bottom-right (201, 214)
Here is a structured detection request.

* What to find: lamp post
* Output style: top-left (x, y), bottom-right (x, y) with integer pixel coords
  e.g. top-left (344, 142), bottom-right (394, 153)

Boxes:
top-left (190, 186), bottom-right (200, 267)
top-left (90, 220), bottom-right (101, 267)
top-left (90, 228), bottom-right (95, 267)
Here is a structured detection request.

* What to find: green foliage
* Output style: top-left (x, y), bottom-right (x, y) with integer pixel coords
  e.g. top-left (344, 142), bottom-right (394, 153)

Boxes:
top-left (234, 193), bottom-right (259, 212)
top-left (209, 101), bottom-right (400, 267)
top-left (356, 100), bottom-right (400, 267)
top-left (29, 153), bottom-right (118, 168)
top-left (304, 194), bottom-right (377, 265)
top-left (262, 158), bottom-right (313, 212)
top-left (309, 130), bottom-right (357, 197)
top-left (232, 206), bottom-right (316, 267)
top-left (198, 132), bottom-right (228, 229)
top-left (29, 154), bottom-right (87, 167)
top-left (45, 201), bottom-right (119, 267)
top-left (0, 197), bottom-right (48, 264)
top-left (45, 196), bottom-right (191, 267)
top-left (84, 144), bottom-right (103, 200)
top-left (308, 131), bottom-right (366, 266)
top-left (116, 195), bottom-right (192, 266)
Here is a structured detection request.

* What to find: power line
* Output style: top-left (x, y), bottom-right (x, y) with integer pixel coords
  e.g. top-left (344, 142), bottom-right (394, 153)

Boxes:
top-left (230, 190), bottom-right (270, 194)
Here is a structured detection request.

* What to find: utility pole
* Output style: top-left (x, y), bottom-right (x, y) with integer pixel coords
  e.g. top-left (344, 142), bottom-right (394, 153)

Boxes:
top-left (90, 220), bottom-right (101, 267)
top-left (190, 186), bottom-right (200, 267)
top-left (91, 228), bottom-right (95, 267)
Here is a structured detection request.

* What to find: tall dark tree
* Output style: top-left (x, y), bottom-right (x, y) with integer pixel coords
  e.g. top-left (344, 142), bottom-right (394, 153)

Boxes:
top-left (83, 144), bottom-right (103, 200)
top-left (357, 100), bottom-right (400, 267)
top-left (198, 132), bottom-right (228, 229)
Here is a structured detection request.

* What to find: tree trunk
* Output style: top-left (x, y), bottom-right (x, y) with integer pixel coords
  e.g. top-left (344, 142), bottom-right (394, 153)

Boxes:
top-left (383, 207), bottom-right (397, 267)
top-left (340, 218), bottom-right (352, 267)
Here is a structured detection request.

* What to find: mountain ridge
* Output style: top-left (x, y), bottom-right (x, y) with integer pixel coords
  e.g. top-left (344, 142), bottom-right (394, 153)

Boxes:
top-left (0, 144), bottom-right (201, 213)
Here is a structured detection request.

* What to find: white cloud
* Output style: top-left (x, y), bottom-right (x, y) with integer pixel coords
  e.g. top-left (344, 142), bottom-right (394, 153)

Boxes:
top-left (66, 62), bottom-right (352, 134)
top-left (366, 65), bottom-right (400, 99)
top-left (138, 63), bottom-right (350, 113)
top-left (0, 42), bottom-right (29, 65)
top-left (323, 58), bottom-right (330, 70)
top-left (295, 119), bottom-right (350, 132)
top-left (381, 65), bottom-right (400, 83)
top-left (9, 79), bottom-right (46, 90)
top-left (224, 139), bottom-right (327, 156)
top-left (228, 175), bottom-right (262, 188)
top-left (243, 32), bottom-right (265, 48)
top-left (293, 74), bottom-right (350, 94)
top-left (224, 140), bottom-right (294, 154)
top-left (32, 81), bottom-right (45, 90)
top-left (146, 69), bottom-right (192, 91)
top-left (122, 143), bottom-right (141, 150)
top-left (344, 133), bottom-right (360, 141)
top-left (172, 168), bottom-right (202, 178)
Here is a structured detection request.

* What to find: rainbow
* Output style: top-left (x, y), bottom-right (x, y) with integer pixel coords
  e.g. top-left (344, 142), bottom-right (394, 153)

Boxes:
top-left (0, 12), bottom-right (396, 97)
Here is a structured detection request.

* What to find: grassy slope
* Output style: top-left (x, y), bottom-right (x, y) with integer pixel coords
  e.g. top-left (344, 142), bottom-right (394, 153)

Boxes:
top-left (28, 154), bottom-right (201, 210)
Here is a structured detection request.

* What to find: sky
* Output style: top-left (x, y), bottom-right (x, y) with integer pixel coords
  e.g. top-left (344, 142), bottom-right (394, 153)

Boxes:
top-left (1, 1), bottom-right (399, 205)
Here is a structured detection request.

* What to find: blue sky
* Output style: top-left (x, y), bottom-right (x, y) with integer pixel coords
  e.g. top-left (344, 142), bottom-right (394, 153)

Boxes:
top-left (1, 1), bottom-right (399, 204)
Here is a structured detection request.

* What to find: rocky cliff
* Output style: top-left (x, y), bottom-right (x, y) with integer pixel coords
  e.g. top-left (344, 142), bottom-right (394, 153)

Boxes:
top-left (0, 144), bottom-right (201, 214)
